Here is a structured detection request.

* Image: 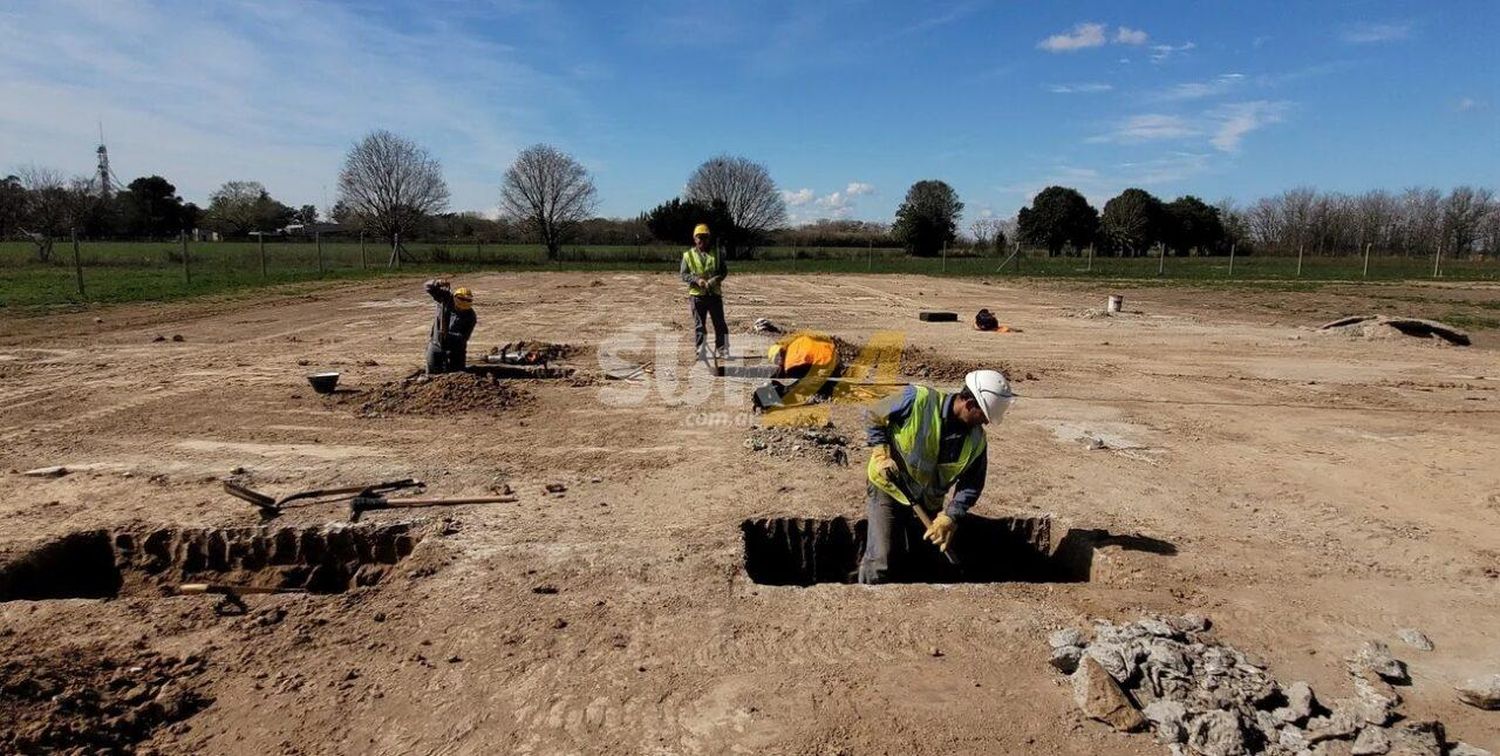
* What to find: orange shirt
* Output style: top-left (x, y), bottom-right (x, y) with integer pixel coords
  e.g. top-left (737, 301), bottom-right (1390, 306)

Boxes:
top-left (782, 334), bottom-right (837, 370)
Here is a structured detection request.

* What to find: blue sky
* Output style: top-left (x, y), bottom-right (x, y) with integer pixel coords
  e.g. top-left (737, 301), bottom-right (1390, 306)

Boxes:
top-left (2, 0), bottom-right (1495, 224)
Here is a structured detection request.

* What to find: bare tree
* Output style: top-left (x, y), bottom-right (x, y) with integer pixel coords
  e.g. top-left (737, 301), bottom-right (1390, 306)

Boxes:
top-left (206, 180), bottom-right (290, 236)
top-left (685, 154), bottom-right (787, 257)
top-left (498, 144), bottom-right (598, 260)
top-left (336, 130), bottom-right (449, 261)
top-left (1441, 186), bottom-right (1495, 257)
top-left (15, 167), bottom-right (73, 262)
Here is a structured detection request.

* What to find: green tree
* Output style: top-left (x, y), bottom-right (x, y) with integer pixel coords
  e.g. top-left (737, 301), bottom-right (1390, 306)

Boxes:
top-left (204, 181), bottom-right (295, 236)
top-left (891, 180), bottom-right (963, 256)
top-left (1017, 186), bottom-right (1098, 255)
top-left (117, 175), bottom-right (189, 237)
top-left (1161, 195), bottom-right (1225, 255)
top-left (641, 198), bottom-right (735, 247)
top-left (295, 204), bottom-right (319, 226)
top-left (1101, 188), bottom-right (1164, 256)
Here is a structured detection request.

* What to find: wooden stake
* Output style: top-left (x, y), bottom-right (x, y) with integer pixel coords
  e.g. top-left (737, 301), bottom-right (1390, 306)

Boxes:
top-left (1157, 243), bottom-right (1165, 276)
top-left (1362, 242), bottom-right (1371, 279)
top-left (315, 231), bottom-right (324, 275)
top-left (1433, 243), bottom-right (1442, 278)
top-left (71, 228), bottom-right (84, 297)
top-left (180, 231), bottom-right (191, 284)
top-left (1296, 244), bottom-right (1303, 277)
top-left (359, 232), bottom-right (367, 269)
top-left (1085, 244), bottom-right (1093, 272)
top-left (259, 233), bottom-right (267, 277)
top-left (1228, 242), bottom-right (1236, 277)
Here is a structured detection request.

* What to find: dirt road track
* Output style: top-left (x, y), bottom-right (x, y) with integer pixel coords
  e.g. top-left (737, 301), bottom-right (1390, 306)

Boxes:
top-left (1, 273), bottom-right (1497, 753)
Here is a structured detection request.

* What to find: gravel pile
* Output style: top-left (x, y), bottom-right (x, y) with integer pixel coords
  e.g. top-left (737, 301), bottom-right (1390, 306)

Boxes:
top-left (743, 425), bottom-right (850, 466)
top-left (358, 373), bottom-right (532, 417)
top-left (1049, 616), bottom-right (1491, 756)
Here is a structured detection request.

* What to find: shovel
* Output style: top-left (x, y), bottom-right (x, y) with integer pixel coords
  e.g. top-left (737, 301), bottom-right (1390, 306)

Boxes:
top-left (884, 445), bottom-right (962, 568)
top-left (349, 491), bottom-right (518, 521)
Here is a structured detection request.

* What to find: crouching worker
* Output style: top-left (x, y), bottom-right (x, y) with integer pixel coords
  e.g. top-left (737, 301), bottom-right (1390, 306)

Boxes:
top-left (857, 369), bottom-right (1014, 584)
top-left (767, 331), bottom-right (840, 381)
top-left (424, 278), bottom-right (476, 374)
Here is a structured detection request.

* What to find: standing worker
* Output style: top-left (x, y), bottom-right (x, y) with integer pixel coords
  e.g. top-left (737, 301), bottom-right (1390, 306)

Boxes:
top-left (681, 223), bottom-right (728, 362)
top-left (858, 369), bottom-right (1014, 584)
top-left (424, 278), bottom-right (476, 374)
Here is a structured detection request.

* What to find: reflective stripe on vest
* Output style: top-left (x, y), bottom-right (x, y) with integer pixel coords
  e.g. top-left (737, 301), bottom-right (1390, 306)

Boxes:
top-left (867, 386), bottom-right (986, 511)
top-left (684, 249), bottom-right (720, 296)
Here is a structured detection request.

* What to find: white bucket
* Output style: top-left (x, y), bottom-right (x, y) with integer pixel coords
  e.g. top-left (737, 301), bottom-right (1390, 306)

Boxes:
top-left (1107, 295), bottom-right (1123, 314)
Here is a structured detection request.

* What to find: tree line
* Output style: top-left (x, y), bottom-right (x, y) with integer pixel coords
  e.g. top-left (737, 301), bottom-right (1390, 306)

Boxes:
top-left (6, 127), bottom-right (1497, 262)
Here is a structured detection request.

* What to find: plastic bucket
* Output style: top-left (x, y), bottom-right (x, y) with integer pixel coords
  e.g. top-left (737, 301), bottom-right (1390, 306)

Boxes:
top-left (1107, 295), bottom-right (1123, 314)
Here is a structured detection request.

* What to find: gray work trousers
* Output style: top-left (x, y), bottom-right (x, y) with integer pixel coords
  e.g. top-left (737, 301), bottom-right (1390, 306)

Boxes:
top-left (857, 483), bottom-right (964, 584)
top-left (690, 294), bottom-right (728, 357)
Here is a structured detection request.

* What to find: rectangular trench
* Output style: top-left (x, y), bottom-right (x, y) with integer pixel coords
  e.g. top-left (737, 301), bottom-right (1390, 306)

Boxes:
top-left (741, 515), bottom-right (1089, 585)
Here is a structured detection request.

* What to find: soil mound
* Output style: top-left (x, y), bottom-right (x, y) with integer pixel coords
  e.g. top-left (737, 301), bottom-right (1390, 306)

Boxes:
top-left (0, 643), bottom-right (212, 753)
top-left (830, 337), bottom-right (1030, 383)
top-left (358, 372), bottom-right (532, 416)
top-left (1317, 315), bottom-right (1470, 346)
top-left (744, 424), bottom-right (851, 466)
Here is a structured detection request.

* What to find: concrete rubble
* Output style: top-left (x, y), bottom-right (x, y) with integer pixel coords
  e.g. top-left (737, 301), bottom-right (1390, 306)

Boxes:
top-left (1048, 616), bottom-right (1484, 756)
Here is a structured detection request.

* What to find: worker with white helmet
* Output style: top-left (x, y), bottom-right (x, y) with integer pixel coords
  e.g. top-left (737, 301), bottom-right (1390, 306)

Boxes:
top-left (423, 278), bottom-right (477, 374)
top-left (858, 369), bottom-right (1014, 584)
top-left (680, 223), bottom-right (729, 361)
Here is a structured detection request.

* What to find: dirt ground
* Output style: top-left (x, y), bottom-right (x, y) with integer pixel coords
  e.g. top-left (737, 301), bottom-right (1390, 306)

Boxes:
top-left (1, 272), bottom-right (1497, 754)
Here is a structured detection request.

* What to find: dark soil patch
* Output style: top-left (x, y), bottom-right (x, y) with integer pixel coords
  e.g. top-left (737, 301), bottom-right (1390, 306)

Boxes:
top-left (744, 424), bottom-right (851, 466)
top-left (358, 372), bottom-right (532, 416)
top-left (831, 336), bottom-right (1033, 383)
top-left (0, 642), bottom-right (212, 754)
top-left (489, 340), bottom-right (589, 364)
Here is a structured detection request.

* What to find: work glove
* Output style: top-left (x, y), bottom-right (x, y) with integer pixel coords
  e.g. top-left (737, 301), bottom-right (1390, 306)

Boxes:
top-left (924, 513), bottom-right (956, 552)
top-left (869, 446), bottom-right (898, 483)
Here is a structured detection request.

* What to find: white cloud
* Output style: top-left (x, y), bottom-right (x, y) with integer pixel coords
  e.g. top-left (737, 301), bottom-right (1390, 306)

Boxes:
top-left (1048, 82), bottom-right (1114, 94)
top-left (1038, 22), bottom-right (1108, 52)
top-left (1149, 41), bottom-right (1196, 63)
top-left (994, 152), bottom-right (1214, 215)
top-left (845, 181), bottom-right (874, 196)
top-left (782, 188), bottom-right (815, 206)
top-left (1210, 101), bottom-right (1289, 152)
top-left (1456, 97), bottom-right (1478, 112)
top-left (1156, 73), bottom-right (1244, 101)
top-left (1038, 22), bottom-right (1150, 52)
top-left (1341, 22), bottom-right (1410, 44)
top-left (1088, 114), bottom-right (1199, 144)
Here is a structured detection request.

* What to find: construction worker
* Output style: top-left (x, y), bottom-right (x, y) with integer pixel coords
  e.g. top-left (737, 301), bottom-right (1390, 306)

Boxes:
top-left (680, 223), bottom-right (728, 361)
top-left (766, 331), bottom-right (840, 381)
top-left (424, 278), bottom-right (476, 374)
top-left (858, 369), bottom-right (1014, 584)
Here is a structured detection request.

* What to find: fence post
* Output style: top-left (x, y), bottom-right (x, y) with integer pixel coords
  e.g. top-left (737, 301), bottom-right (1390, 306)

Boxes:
top-left (315, 232), bottom-right (324, 275)
top-left (1157, 243), bottom-right (1165, 277)
top-left (1014, 241), bottom-right (1022, 273)
top-left (1433, 243), bottom-right (1442, 278)
top-left (180, 231), bottom-right (191, 285)
top-left (390, 232), bottom-right (401, 268)
top-left (1228, 242), bottom-right (1236, 277)
top-left (71, 228), bottom-right (85, 297)
top-left (1296, 244), bottom-right (1304, 277)
top-left (258, 233), bottom-right (267, 277)
top-left (1086, 244), bottom-right (1094, 273)
top-left (867, 239), bottom-right (873, 271)
top-left (359, 232), bottom-right (367, 269)
top-left (1362, 242), bottom-right (1371, 279)
top-left (941, 240), bottom-right (948, 274)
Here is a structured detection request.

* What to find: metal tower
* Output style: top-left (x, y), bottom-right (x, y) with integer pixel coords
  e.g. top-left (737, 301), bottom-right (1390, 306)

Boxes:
top-left (95, 122), bottom-right (117, 197)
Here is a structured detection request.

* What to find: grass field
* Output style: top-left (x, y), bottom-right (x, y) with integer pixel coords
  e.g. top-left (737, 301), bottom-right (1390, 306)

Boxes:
top-left (1, 239), bottom-right (1495, 309)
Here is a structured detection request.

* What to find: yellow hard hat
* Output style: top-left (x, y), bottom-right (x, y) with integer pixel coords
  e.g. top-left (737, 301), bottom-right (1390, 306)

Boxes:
top-left (767, 343), bottom-right (784, 361)
top-left (453, 287), bottom-right (473, 310)
top-left (693, 223), bottom-right (711, 238)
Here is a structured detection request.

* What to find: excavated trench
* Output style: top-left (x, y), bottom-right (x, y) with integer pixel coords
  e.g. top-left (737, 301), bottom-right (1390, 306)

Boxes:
top-left (741, 515), bottom-right (1096, 585)
top-left (0, 523), bottom-right (423, 601)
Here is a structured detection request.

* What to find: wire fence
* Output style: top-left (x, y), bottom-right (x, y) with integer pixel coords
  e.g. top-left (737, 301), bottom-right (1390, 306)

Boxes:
top-left (1, 236), bottom-right (1495, 308)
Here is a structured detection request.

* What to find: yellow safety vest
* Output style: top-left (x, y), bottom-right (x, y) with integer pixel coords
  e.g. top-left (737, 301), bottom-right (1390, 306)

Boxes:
top-left (684, 248), bottom-right (721, 296)
top-left (868, 386), bottom-right (986, 512)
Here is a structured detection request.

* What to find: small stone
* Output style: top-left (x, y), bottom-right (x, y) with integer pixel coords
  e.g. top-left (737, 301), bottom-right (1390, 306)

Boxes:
top-left (1071, 656), bottom-right (1146, 732)
top-left (1350, 727), bottom-right (1390, 755)
top-left (1350, 673), bottom-right (1400, 725)
top-left (1282, 681), bottom-right (1316, 724)
top-left (929, 646), bottom-right (943, 658)
top-left (372, 612), bottom-right (386, 622)
top-left (1450, 743), bottom-right (1494, 756)
top-left (1168, 613), bottom-right (1210, 633)
top-left (545, 482), bottom-right (567, 494)
top-left (1385, 720), bottom-right (1443, 756)
top-left (1187, 710), bottom-right (1245, 756)
top-left (532, 585), bottom-right (559, 595)
top-left (1456, 674), bottom-right (1500, 709)
top-left (1347, 642), bottom-right (1408, 684)
top-left (1395, 628), bottom-right (1433, 651)
top-left (1048, 645), bottom-right (1082, 674)
top-left (553, 618), bottom-right (569, 630)
top-left (171, 334), bottom-right (184, 342)
top-left (1048, 628), bottom-right (1085, 649)
top-left (447, 655), bottom-right (462, 663)
top-left (153, 334), bottom-right (166, 342)
top-left (1279, 726), bottom-right (1308, 750)
top-left (1136, 618), bottom-right (1177, 638)
top-left (21, 466), bottom-right (69, 478)
top-left (1306, 710), bottom-right (1360, 743)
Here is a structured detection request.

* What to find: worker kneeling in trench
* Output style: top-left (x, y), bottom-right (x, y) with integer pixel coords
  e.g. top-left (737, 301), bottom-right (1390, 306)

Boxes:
top-left (858, 369), bottom-right (1014, 584)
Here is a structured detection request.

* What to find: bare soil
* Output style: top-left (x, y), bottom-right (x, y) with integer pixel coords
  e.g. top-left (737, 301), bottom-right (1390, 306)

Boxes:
top-left (1, 273), bottom-right (1497, 754)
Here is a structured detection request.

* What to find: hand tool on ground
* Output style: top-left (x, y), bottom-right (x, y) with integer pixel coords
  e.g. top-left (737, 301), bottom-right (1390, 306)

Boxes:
top-left (349, 490), bottom-right (518, 521)
top-left (178, 583), bottom-right (307, 615)
top-left (224, 478), bottom-right (424, 518)
top-left (883, 442), bottom-right (962, 567)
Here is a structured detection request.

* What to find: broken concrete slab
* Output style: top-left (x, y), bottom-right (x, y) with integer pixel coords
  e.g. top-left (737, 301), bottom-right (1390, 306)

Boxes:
top-left (20, 466), bottom-right (69, 478)
top-left (1186, 710), bottom-right (1245, 756)
top-left (1395, 628), bottom-right (1433, 651)
top-left (1350, 726), bottom-right (1390, 755)
top-left (1346, 641), bottom-right (1409, 684)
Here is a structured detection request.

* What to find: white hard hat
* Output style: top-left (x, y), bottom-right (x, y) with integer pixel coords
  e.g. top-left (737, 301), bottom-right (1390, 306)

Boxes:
top-left (964, 369), bottom-right (1015, 423)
